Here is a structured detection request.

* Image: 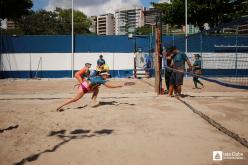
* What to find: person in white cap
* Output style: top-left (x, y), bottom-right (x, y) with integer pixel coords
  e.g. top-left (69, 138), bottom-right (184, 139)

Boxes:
top-left (56, 72), bottom-right (125, 111)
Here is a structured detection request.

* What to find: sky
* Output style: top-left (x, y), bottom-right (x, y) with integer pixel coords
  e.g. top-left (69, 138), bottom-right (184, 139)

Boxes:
top-left (32, 0), bottom-right (162, 16)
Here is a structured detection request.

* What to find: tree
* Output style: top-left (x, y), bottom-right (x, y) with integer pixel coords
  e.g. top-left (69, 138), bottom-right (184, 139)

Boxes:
top-left (17, 8), bottom-right (91, 35)
top-left (152, 0), bottom-right (248, 30)
top-left (135, 25), bottom-right (152, 35)
top-left (55, 8), bottom-right (91, 34)
top-left (18, 10), bottom-right (59, 35)
top-left (0, 0), bottom-right (33, 20)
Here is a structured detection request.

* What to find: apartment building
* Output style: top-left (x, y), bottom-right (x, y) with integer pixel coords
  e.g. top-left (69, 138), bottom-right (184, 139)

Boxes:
top-left (97, 13), bottom-right (115, 35)
top-left (115, 7), bottom-right (144, 35)
top-left (143, 7), bottom-right (168, 34)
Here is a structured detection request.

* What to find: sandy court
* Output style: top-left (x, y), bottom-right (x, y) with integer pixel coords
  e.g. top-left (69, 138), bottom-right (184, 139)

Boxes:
top-left (0, 78), bottom-right (248, 165)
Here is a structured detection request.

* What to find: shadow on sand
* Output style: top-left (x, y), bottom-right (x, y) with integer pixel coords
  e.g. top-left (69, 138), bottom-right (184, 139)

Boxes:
top-left (95, 101), bottom-right (135, 107)
top-left (58, 101), bottom-right (135, 111)
top-left (0, 124), bottom-right (18, 133)
top-left (57, 105), bottom-right (88, 112)
top-left (14, 128), bottom-right (114, 165)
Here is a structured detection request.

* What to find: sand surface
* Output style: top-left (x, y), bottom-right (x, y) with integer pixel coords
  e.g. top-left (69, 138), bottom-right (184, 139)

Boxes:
top-left (0, 78), bottom-right (248, 165)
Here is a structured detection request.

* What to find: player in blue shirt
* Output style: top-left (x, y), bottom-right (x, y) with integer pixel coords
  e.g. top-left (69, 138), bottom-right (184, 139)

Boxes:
top-left (56, 72), bottom-right (125, 111)
top-left (163, 47), bottom-right (173, 94)
top-left (168, 46), bottom-right (192, 97)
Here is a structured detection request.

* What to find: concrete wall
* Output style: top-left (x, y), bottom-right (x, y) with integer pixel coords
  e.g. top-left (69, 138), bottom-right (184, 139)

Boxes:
top-left (1, 52), bottom-right (247, 78)
top-left (0, 52), bottom-right (134, 78)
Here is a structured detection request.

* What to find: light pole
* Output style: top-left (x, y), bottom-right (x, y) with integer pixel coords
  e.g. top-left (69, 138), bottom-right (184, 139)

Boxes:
top-left (185, 0), bottom-right (188, 53)
top-left (71, 0), bottom-right (74, 78)
top-left (185, 0), bottom-right (188, 78)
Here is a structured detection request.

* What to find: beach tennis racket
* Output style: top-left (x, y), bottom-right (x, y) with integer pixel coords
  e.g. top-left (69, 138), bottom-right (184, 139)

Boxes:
top-left (124, 82), bottom-right (135, 86)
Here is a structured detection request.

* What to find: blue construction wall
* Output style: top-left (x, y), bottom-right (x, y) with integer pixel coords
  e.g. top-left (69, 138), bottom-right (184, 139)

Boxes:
top-left (1, 34), bottom-right (248, 79)
top-left (163, 35), bottom-right (248, 52)
top-left (0, 35), bottom-right (151, 53)
top-left (1, 34), bottom-right (248, 53)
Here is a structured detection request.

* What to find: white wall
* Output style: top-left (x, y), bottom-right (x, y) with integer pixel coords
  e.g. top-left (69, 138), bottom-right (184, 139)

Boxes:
top-left (1, 52), bottom-right (247, 72)
top-left (0, 53), bottom-right (134, 71)
top-left (0, 53), bottom-right (71, 71)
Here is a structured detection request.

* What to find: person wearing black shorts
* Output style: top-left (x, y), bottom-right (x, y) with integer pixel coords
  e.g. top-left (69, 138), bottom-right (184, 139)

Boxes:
top-left (163, 48), bottom-right (173, 94)
top-left (168, 47), bottom-right (192, 97)
top-left (193, 54), bottom-right (204, 89)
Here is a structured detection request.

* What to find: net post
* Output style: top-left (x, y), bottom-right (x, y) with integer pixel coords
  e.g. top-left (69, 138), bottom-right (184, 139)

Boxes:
top-left (155, 27), bottom-right (162, 95)
top-left (134, 54), bottom-right (137, 78)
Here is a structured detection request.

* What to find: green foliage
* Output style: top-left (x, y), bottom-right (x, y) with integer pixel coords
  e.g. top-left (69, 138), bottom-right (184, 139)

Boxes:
top-left (55, 8), bottom-right (91, 34)
top-left (18, 10), bottom-right (59, 35)
top-left (16, 8), bottom-right (91, 35)
top-left (135, 25), bottom-right (152, 35)
top-left (0, 0), bottom-right (33, 20)
top-left (152, 0), bottom-right (248, 29)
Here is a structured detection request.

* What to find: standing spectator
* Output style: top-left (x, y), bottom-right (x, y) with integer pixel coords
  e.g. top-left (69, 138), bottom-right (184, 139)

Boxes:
top-left (144, 54), bottom-right (152, 78)
top-left (168, 46), bottom-right (192, 97)
top-left (97, 55), bottom-right (105, 67)
top-left (163, 47), bottom-right (173, 94)
top-left (192, 54), bottom-right (204, 89)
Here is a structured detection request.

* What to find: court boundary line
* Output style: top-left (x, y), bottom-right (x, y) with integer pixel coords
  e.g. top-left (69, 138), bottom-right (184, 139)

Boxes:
top-left (178, 97), bottom-right (248, 149)
top-left (139, 78), bottom-right (248, 149)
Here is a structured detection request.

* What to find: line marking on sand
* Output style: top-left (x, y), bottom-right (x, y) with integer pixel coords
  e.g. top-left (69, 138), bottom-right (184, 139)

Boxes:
top-left (177, 97), bottom-right (248, 149)
top-left (140, 78), bottom-right (248, 149)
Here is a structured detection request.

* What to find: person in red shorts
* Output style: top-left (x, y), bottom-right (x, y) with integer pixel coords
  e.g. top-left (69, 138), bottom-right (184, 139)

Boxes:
top-left (56, 72), bottom-right (125, 111)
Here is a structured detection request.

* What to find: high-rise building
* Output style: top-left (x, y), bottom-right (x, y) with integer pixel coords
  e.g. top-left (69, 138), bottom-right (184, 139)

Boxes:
top-left (89, 16), bottom-right (97, 33)
top-left (143, 8), bottom-right (168, 34)
top-left (115, 7), bottom-right (144, 35)
top-left (143, 8), bottom-right (159, 26)
top-left (97, 13), bottom-right (115, 35)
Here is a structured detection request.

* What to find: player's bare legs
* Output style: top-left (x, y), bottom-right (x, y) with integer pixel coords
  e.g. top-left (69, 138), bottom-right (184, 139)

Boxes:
top-left (91, 87), bottom-right (99, 101)
top-left (91, 87), bottom-right (100, 107)
top-left (177, 85), bottom-right (182, 95)
top-left (57, 92), bottom-right (85, 111)
top-left (168, 84), bottom-right (174, 97)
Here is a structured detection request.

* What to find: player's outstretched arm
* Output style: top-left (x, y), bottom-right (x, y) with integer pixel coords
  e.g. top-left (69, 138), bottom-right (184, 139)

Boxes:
top-left (104, 82), bottom-right (124, 88)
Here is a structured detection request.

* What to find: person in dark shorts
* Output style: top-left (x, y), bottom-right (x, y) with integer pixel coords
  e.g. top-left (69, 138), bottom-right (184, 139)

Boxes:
top-left (168, 47), bottom-right (192, 97)
top-left (163, 47), bottom-right (174, 94)
top-left (192, 54), bottom-right (204, 89)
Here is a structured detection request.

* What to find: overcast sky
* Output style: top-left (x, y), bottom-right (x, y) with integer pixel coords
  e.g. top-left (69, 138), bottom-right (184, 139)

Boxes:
top-left (32, 0), bottom-right (162, 16)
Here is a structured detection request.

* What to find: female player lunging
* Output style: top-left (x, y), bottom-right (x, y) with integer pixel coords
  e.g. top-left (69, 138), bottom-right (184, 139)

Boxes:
top-left (56, 72), bottom-right (128, 111)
